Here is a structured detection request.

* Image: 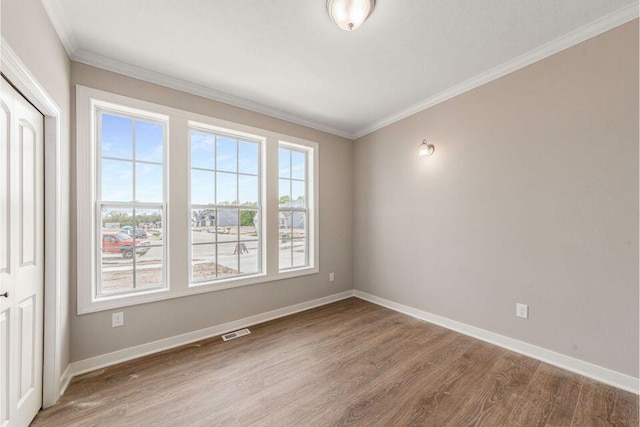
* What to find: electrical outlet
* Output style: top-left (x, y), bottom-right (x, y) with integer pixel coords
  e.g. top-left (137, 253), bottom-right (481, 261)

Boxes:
top-left (329, 272), bottom-right (335, 282)
top-left (516, 303), bottom-right (528, 319)
top-left (112, 312), bottom-right (124, 327)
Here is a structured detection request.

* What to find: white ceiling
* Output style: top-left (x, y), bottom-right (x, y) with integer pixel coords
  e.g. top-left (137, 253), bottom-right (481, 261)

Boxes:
top-left (46, 0), bottom-right (638, 139)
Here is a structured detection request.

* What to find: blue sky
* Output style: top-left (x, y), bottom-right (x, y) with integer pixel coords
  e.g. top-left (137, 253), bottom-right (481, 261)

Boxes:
top-left (101, 113), bottom-right (164, 202)
top-left (189, 131), bottom-right (260, 206)
top-left (278, 148), bottom-right (306, 206)
top-left (100, 115), bottom-right (300, 207)
top-left (278, 148), bottom-right (305, 180)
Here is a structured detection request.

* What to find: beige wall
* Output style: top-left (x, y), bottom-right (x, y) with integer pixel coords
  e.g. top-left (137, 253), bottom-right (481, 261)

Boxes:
top-left (2, 0), bottom-right (72, 387)
top-left (353, 21), bottom-right (639, 377)
top-left (70, 63), bottom-right (354, 362)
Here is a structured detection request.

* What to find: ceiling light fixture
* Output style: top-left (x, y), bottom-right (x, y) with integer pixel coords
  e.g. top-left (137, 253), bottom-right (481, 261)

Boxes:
top-left (326, 0), bottom-right (375, 31)
top-left (419, 139), bottom-right (435, 157)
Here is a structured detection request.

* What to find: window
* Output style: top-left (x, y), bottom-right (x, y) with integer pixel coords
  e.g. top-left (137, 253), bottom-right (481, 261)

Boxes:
top-left (279, 145), bottom-right (309, 270)
top-left (189, 128), bottom-right (262, 284)
top-left (77, 86), bottom-right (318, 314)
top-left (96, 108), bottom-right (167, 297)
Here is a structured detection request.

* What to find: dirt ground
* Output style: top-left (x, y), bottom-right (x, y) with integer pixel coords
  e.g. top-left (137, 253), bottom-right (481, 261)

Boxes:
top-left (101, 262), bottom-right (238, 294)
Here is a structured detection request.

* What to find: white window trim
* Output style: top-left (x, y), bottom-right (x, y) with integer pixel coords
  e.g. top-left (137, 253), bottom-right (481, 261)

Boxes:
top-left (76, 85), bottom-right (319, 314)
top-left (278, 141), bottom-right (314, 271)
top-left (93, 102), bottom-right (169, 298)
top-left (187, 121), bottom-right (266, 286)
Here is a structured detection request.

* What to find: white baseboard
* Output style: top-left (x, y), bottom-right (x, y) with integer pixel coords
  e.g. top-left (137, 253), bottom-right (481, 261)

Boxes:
top-left (58, 365), bottom-right (72, 397)
top-left (61, 288), bottom-right (638, 398)
top-left (353, 290), bottom-right (639, 395)
top-left (66, 290), bottom-right (354, 379)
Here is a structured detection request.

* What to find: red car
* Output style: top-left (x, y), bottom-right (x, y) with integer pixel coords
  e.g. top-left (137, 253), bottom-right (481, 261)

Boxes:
top-left (102, 232), bottom-right (151, 259)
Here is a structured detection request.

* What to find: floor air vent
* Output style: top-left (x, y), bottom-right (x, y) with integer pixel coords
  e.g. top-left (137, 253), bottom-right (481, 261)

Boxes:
top-left (222, 328), bottom-right (251, 341)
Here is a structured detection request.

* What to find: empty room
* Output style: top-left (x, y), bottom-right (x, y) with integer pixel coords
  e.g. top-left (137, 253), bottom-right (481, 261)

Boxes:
top-left (1, 0), bottom-right (639, 426)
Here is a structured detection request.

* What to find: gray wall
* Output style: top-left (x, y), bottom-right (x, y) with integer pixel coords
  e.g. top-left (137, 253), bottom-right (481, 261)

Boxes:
top-left (4, 0), bottom-right (637, 380)
top-left (2, 0), bottom-right (72, 386)
top-left (70, 63), bottom-right (354, 362)
top-left (353, 21), bottom-right (639, 377)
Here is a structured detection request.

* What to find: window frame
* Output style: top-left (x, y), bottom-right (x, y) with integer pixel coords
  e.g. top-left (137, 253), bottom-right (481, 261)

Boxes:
top-left (94, 106), bottom-right (169, 298)
top-left (278, 142), bottom-right (312, 271)
top-left (76, 86), bottom-right (319, 314)
top-left (187, 122), bottom-right (266, 286)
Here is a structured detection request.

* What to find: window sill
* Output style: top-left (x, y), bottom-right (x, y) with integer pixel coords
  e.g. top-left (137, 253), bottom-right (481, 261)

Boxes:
top-left (78, 266), bottom-right (319, 315)
top-left (189, 266), bottom-right (319, 292)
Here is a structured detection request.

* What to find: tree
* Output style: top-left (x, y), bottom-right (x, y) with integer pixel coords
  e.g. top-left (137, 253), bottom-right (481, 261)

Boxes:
top-left (102, 211), bottom-right (133, 227)
top-left (279, 195), bottom-right (291, 205)
top-left (240, 210), bottom-right (256, 226)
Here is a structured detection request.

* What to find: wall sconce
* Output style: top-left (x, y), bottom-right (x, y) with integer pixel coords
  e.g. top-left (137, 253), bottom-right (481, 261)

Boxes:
top-left (419, 139), bottom-right (435, 157)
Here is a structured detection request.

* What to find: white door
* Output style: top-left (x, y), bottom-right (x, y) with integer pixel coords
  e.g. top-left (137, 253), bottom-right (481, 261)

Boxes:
top-left (0, 77), bottom-right (44, 427)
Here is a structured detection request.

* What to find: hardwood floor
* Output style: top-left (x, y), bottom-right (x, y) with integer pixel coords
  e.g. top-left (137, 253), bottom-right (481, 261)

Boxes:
top-left (32, 298), bottom-right (638, 426)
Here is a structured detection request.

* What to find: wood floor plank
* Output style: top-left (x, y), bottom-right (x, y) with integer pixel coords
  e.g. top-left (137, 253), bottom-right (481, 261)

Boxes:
top-left (241, 321), bottom-right (459, 426)
top-left (321, 333), bottom-right (478, 426)
top-left (505, 363), bottom-right (583, 427)
top-left (31, 298), bottom-right (639, 427)
top-left (186, 405), bottom-right (240, 427)
top-left (443, 352), bottom-right (540, 426)
top-left (123, 311), bottom-right (408, 425)
top-left (571, 378), bottom-right (639, 427)
top-left (374, 340), bottom-right (508, 426)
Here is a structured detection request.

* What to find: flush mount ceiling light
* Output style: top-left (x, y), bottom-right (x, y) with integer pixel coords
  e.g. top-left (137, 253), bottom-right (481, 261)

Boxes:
top-left (419, 139), bottom-right (435, 157)
top-left (326, 0), bottom-right (375, 31)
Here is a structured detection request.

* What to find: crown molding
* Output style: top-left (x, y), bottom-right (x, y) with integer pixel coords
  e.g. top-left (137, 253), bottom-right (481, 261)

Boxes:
top-left (40, 0), bottom-right (79, 57)
top-left (41, 0), bottom-right (638, 142)
top-left (352, 2), bottom-right (639, 140)
top-left (39, 1), bottom-right (355, 139)
top-left (71, 49), bottom-right (356, 139)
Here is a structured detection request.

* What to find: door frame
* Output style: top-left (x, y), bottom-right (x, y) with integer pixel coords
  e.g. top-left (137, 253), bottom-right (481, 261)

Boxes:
top-left (1, 38), bottom-right (66, 408)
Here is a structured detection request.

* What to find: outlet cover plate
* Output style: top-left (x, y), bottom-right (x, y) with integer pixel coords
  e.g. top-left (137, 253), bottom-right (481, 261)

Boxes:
top-left (112, 312), bottom-right (124, 327)
top-left (516, 303), bottom-right (528, 319)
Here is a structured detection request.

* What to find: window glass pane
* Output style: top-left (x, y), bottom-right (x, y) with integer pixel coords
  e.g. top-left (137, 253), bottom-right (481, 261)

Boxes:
top-left (292, 238), bottom-right (307, 268)
top-left (240, 242), bottom-right (259, 275)
top-left (135, 121), bottom-right (163, 163)
top-left (291, 150), bottom-right (305, 180)
top-left (291, 211), bottom-right (306, 239)
top-left (279, 148), bottom-right (291, 178)
top-left (291, 212), bottom-right (307, 268)
top-left (99, 207), bottom-right (134, 295)
top-left (191, 209), bottom-right (217, 245)
top-left (191, 169), bottom-right (215, 205)
top-left (135, 163), bottom-right (163, 202)
top-left (291, 180), bottom-right (306, 206)
top-left (239, 141), bottom-right (259, 175)
top-left (279, 212), bottom-right (292, 270)
top-left (191, 131), bottom-right (215, 170)
top-left (133, 208), bottom-right (163, 242)
top-left (216, 172), bottom-right (237, 205)
top-left (100, 248), bottom-right (134, 295)
top-left (101, 113), bottom-right (133, 160)
top-left (239, 175), bottom-right (258, 206)
top-left (217, 242), bottom-right (239, 279)
top-left (216, 209), bottom-right (239, 244)
top-left (134, 244), bottom-right (164, 290)
top-left (279, 178), bottom-right (291, 208)
top-left (192, 244), bottom-right (216, 283)
top-left (217, 136), bottom-right (237, 172)
top-left (101, 207), bottom-right (133, 233)
top-left (102, 159), bottom-right (133, 202)
top-left (240, 210), bottom-right (259, 241)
